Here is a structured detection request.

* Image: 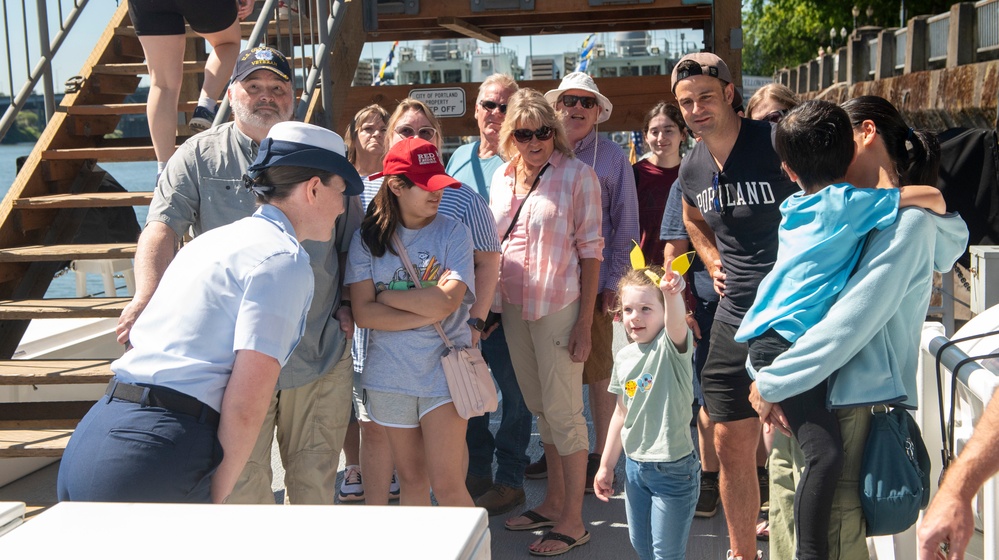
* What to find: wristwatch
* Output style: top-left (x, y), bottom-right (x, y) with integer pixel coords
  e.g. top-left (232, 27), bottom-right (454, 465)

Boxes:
top-left (467, 317), bottom-right (486, 332)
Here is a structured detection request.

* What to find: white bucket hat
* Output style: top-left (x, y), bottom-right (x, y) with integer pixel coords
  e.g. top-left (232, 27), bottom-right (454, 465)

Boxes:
top-left (544, 72), bottom-right (613, 124)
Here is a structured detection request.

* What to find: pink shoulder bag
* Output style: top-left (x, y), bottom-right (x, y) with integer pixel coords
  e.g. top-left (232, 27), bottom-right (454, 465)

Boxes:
top-left (391, 232), bottom-right (497, 419)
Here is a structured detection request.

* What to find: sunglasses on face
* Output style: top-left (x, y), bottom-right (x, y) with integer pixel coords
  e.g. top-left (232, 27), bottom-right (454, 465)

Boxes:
top-left (762, 109), bottom-right (788, 124)
top-left (559, 94), bottom-right (598, 109)
top-left (513, 126), bottom-right (555, 143)
top-left (395, 125), bottom-right (437, 141)
top-left (479, 100), bottom-right (507, 114)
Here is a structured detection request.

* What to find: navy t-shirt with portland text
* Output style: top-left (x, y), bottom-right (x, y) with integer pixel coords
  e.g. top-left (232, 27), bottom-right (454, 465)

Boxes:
top-left (679, 118), bottom-right (800, 326)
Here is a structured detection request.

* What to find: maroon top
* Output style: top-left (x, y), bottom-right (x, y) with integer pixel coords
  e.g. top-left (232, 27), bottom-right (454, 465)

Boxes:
top-left (633, 159), bottom-right (680, 267)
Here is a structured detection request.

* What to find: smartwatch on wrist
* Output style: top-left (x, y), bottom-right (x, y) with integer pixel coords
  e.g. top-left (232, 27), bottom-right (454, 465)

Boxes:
top-left (467, 317), bottom-right (486, 332)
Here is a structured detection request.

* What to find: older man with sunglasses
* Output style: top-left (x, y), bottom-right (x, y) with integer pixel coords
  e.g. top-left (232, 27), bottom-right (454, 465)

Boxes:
top-left (528, 73), bottom-right (639, 493)
top-left (672, 53), bottom-right (799, 560)
top-left (445, 74), bottom-right (533, 516)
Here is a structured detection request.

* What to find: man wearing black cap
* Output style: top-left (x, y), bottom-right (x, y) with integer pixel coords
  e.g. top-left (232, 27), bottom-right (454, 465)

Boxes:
top-left (671, 52), bottom-right (799, 560)
top-left (117, 46), bottom-right (363, 505)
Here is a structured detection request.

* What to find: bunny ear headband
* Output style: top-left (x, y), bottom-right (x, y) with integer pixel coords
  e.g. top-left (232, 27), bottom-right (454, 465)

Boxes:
top-left (629, 241), bottom-right (695, 285)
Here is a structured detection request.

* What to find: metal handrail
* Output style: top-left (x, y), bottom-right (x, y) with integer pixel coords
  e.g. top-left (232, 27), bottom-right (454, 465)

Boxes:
top-left (0, 0), bottom-right (90, 143)
top-left (214, 0), bottom-right (343, 129)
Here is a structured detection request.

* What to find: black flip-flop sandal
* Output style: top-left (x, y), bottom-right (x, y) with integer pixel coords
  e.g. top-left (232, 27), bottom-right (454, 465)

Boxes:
top-left (529, 530), bottom-right (591, 557)
top-left (505, 509), bottom-right (557, 531)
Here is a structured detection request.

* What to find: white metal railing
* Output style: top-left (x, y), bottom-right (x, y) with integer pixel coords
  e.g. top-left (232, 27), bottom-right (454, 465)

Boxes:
top-left (0, 0), bottom-right (90, 143)
top-left (868, 37), bottom-right (878, 78)
top-left (886, 312), bottom-right (999, 560)
top-left (926, 12), bottom-right (950, 64)
top-left (895, 27), bottom-right (907, 71)
top-left (978, 0), bottom-right (999, 53)
top-left (213, 0), bottom-right (345, 129)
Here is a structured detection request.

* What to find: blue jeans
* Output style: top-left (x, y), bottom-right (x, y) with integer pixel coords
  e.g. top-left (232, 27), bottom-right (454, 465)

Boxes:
top-left (624, 452), bottom-right (700, 560)
top-left (465, 324), bottom-right (532, 488)
top-left (57, 392), bottom-right (222, 503)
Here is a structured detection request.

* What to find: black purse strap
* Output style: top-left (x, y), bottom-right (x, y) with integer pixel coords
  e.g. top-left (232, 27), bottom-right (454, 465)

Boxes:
top-left (502, 162), bottom-right (551, 243)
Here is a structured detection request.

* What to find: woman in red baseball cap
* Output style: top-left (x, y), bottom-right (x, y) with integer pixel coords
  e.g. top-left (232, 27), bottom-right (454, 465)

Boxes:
top-left (345, 137), bottom-right (477, 507)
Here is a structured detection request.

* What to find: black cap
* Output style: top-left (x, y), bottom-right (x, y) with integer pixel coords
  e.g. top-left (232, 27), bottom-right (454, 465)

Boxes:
top-left (232, 46), bottom-right (291, 82)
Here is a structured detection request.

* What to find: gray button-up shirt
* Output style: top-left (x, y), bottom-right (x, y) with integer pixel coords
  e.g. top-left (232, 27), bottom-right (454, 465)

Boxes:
top-left (148, 122), bottom-right (362, 390)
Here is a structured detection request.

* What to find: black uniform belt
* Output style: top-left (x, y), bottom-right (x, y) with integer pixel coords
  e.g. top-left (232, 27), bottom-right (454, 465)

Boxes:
top-left (106, 379), bottom-right (220, 426)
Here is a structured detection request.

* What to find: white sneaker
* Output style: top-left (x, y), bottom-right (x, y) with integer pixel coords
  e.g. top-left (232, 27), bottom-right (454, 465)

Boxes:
top-left (389, 470), bottom-right (401, 500)
top-left (338, 465), bottom-right (364, 502)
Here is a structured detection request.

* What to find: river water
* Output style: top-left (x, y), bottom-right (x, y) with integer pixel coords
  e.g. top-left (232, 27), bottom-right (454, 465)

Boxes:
top-left (0, 143), bottom-right (155, 298)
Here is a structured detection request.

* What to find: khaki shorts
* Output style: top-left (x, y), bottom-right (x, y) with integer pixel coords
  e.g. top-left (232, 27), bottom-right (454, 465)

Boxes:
top-left (582, 300), bottom-right (614, 385)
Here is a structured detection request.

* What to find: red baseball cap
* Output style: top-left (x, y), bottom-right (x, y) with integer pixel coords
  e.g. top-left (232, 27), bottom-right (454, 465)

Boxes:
top-left (370, 137), bottom-right (461, 192)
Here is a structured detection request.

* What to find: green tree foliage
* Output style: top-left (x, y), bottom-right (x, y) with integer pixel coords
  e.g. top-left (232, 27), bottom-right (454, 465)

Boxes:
top-left (743, 0), bottom-right (955, 76)
top-left (3, 110), bottom-right (41, 144)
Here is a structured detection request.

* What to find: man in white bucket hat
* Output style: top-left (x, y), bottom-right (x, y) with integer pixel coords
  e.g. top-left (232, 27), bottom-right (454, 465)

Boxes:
top-left (527, 73), bottom-right (638, 493)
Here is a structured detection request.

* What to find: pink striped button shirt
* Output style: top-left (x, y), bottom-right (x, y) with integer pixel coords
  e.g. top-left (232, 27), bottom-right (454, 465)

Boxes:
top-left (490, 150), bottom-right (604, 321)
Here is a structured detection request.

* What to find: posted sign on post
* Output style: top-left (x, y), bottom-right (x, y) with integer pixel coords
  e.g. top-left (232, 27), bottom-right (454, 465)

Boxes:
top-left (410, 88), bottom-right (466, 118)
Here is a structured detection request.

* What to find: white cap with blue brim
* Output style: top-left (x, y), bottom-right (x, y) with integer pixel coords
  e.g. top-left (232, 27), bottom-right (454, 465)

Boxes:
top-left (247, 122), bottom-right (364, 196)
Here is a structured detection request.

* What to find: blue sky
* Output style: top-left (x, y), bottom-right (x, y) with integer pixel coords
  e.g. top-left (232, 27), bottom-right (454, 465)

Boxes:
top-left (0, 2), bottom-right (704, 96)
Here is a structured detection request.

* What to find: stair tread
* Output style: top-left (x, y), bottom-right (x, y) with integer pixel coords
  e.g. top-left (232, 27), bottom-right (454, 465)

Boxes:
top-left (66, 102), bottom-right (199, 115)
top-left (94, 57), bottom-right (312, 76)
top-left (0, 244), bottom-right (136, 262)
top-left (15, 192), bottom-right (154, 208)
top-left (0, 429), bottom-right (73, 457)
top-left (0, 360), bottom-right (114, 385)
top-left (0, 298), bottom-right (130, 319)
top-left (41, 146), bottom-right (160, 162)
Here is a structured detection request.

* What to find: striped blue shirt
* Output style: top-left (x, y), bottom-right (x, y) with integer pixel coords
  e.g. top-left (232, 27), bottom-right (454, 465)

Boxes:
top-left (573, 129), bottom-right (640, 292)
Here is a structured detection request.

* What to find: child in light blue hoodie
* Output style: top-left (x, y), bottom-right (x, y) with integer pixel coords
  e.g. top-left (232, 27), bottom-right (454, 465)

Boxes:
top-left (735, 100), bottom-right (945, 560)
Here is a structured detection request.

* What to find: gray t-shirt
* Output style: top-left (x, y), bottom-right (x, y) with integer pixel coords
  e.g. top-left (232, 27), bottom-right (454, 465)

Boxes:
top-left (346, 215), bottom-right (476, 397)
top-left (147, 121), bottom-right (362, 390)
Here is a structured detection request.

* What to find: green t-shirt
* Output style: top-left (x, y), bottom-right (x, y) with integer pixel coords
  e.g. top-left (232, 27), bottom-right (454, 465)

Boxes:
top-left (609, 329), bottom-right (695, 462)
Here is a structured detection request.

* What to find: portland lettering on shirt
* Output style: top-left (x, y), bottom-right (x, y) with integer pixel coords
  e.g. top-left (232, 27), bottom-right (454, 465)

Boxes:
top-left (694, 180), bottom-right (777, 214)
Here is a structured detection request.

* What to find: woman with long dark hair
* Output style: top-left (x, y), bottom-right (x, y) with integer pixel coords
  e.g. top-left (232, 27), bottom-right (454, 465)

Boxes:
top-left (346, 137), bottom-right (476, 508)
top-left (757, 95), bottom-right (967, 559)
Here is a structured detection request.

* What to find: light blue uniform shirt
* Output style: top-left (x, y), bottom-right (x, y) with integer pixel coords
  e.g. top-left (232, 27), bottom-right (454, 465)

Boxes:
top-left (113, 205), bottom-right (314, 412)
top-left (445, 141), bottom-right (505, 200)
top-left (736, 183), bottom-right (899, 343)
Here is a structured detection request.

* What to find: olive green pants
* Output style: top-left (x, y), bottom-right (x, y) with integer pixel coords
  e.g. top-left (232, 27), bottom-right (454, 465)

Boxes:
top-left (768, 406), bottom-right (872, 560)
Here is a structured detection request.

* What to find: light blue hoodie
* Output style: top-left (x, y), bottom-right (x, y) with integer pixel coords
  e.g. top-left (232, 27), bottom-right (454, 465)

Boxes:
top-left (751, 208), bottom-right (969, 409)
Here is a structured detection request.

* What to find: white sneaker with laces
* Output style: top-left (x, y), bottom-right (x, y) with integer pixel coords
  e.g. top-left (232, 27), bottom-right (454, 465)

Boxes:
top-left (389, 470), bottom-right (401, 500)
top-left (338, 464), bottom-right (364, 502)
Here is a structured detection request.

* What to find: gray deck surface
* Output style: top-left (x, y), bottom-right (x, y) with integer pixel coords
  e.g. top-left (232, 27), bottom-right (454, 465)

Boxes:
top-left (0, 323), bottom-right (771, 559)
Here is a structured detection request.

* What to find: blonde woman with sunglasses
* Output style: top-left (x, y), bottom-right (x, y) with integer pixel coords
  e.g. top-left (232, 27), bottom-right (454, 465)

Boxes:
top-left (490, 88), bottom-right (603, 557)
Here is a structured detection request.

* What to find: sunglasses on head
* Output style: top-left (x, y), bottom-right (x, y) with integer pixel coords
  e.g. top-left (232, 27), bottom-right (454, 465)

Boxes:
top-left (762, 109), bottom-right (788, 124)
top-left (395, 125), bottom-right (437, 141)
top-left (479, 100), bottom-right (507, 114)
top-left (559, 94), bottom-right (598, 109)
top-left (513, 126), bottom-right (555, 143)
